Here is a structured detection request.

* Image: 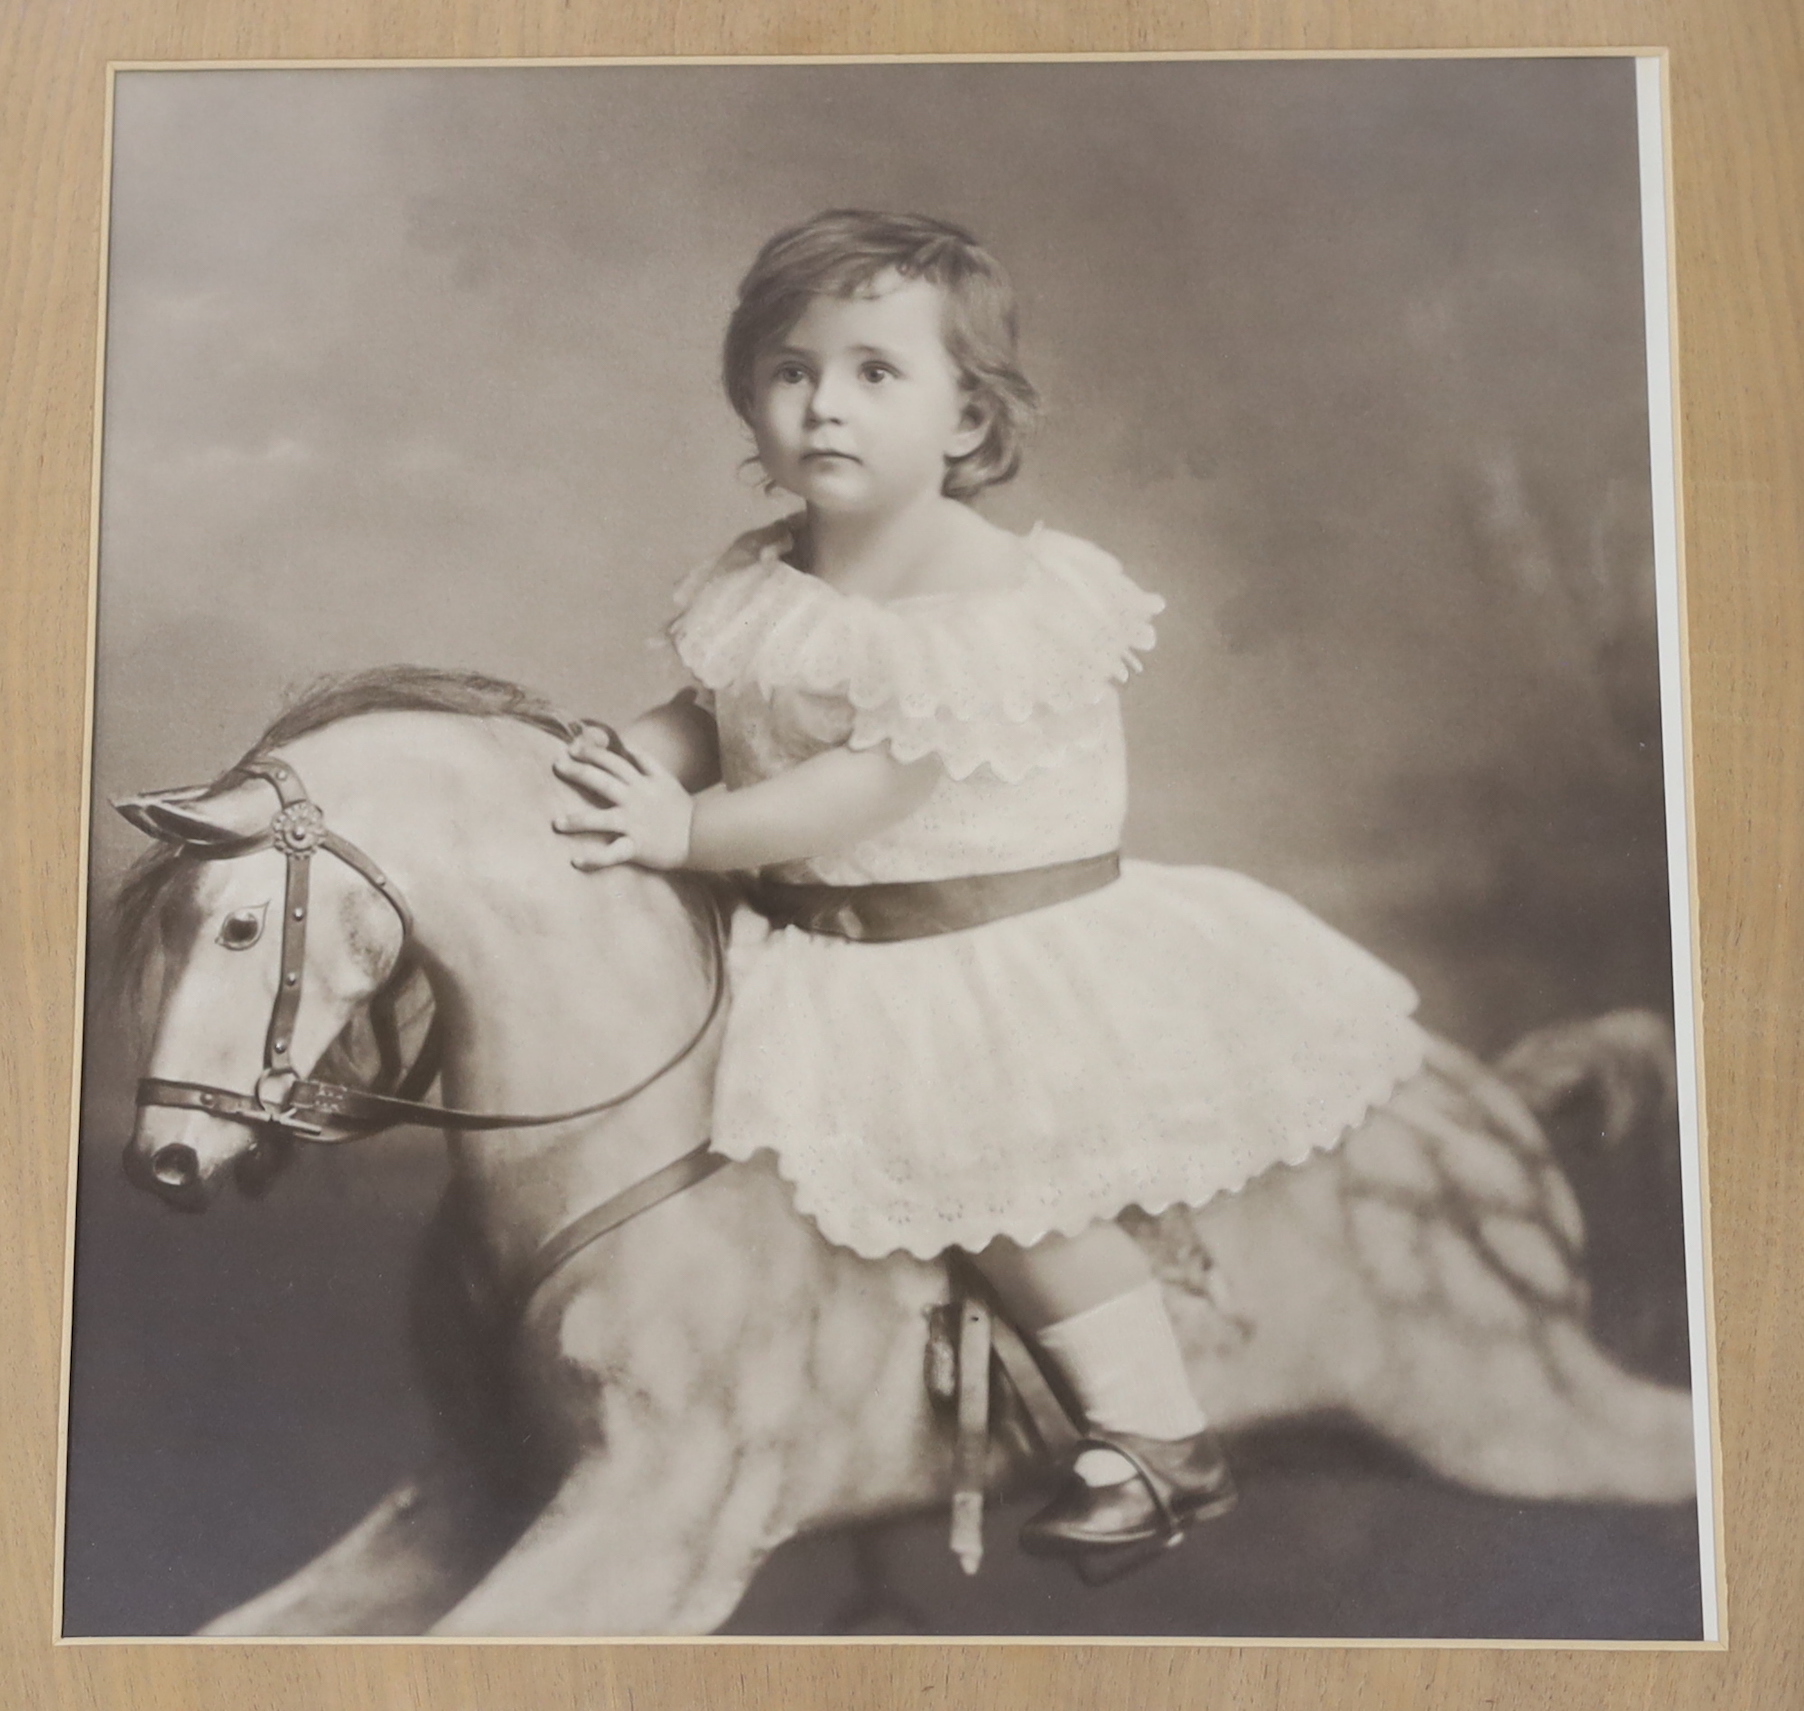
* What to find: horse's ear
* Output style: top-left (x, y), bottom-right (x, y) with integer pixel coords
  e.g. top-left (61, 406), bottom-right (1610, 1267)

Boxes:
top-left (112, 777), bottom-right (271, 847)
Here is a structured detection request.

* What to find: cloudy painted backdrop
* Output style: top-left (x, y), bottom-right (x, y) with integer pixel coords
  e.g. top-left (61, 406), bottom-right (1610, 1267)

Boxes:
top-left (90, 58), bottom-right (1665, 1051)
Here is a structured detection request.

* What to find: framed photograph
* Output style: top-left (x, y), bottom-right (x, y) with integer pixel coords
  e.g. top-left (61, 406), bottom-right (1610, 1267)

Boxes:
top-left (56, 48), bottom-right (1717, 1652)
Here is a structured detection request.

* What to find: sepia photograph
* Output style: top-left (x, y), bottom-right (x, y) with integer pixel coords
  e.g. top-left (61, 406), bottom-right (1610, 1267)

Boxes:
top-left (60, 52), bottom-right (1714, 1641)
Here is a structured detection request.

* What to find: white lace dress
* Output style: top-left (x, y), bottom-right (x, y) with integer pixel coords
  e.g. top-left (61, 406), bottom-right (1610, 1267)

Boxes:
top-left (669, 518), bottom-right (1427, 1260)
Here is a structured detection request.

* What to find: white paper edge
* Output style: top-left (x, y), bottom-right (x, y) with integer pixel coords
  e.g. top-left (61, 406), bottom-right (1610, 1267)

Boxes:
top-left (1637, 54), bottom-right (1720, 1645)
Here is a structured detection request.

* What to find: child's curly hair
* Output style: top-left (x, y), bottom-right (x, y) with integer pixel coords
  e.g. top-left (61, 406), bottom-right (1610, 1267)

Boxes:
top-left (723, 210), bottom-right (1042, 500)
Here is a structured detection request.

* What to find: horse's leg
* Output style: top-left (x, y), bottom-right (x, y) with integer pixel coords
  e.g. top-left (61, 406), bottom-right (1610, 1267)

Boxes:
top-left (198, 1450), bottom-right (524, 1636)
top-left (428, 1425), bottom-right (785, 1637)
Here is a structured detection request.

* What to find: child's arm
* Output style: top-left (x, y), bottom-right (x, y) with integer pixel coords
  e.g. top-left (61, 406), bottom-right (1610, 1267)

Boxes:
top-left (553, 732), bottom-right (939, 873)
top-left (613, 690), bottom-right (722, 792)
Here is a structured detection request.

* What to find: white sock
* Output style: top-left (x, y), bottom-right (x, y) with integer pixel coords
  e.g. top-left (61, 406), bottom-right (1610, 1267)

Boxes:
top-left (1036, 1280), bottom-right (1208, 1486)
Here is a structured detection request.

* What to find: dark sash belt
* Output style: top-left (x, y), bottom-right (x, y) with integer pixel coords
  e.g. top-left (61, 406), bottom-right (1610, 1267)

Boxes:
top-left (746, 850), bottom-right (1122, 943)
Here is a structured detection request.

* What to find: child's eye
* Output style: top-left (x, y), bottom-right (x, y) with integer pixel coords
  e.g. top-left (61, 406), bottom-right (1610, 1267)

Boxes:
top-left (216, 903), bottom-right (268, 951)
top-left (772, 363), bottom-right (810, 385)
top-left (860, 363), bottom-right (895, 384)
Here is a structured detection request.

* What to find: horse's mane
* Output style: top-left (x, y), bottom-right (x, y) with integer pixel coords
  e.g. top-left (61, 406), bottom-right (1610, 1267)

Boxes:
top-left (254, 664), bottom-right (577, 751)
top-left (112, 666), bottom-right (724, 1096)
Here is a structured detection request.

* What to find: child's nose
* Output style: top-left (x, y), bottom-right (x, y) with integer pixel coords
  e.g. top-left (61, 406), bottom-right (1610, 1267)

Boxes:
top-left (805, 371), bottom-right (852, 422)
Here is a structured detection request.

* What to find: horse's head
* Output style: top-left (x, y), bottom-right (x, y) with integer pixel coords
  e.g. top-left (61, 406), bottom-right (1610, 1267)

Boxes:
top-left (115, 766), bottom-right (407, 1210)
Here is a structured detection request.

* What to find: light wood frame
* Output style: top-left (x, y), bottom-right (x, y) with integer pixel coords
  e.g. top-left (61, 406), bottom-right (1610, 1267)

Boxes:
top-left (4, 6), bottom-right (1798, 1708)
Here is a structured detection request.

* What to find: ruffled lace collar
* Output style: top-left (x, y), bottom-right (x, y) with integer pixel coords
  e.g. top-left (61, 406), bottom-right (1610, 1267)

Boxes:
top-left (668, 517), bottom-right (1164, 725)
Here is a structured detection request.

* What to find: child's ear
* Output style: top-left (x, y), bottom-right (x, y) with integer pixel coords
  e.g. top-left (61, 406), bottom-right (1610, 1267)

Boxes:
top-left (947, 393), bottom-right (993, 459)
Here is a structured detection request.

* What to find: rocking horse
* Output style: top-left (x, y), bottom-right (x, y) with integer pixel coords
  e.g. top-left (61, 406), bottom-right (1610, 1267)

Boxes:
top-left (110, 667), bottom-right (1697, 1636)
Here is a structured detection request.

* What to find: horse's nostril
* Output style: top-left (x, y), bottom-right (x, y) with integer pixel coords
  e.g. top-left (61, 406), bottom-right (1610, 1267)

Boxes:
top-left (151, 1143), bottom-right (199, 1189)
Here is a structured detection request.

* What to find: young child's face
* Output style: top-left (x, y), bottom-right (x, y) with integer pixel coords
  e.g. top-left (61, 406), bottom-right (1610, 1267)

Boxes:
top-left (748, 274), bottom-right (985, 518)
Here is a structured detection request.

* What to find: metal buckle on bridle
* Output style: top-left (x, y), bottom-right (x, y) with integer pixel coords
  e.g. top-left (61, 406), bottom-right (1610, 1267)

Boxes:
top-left (255, 1066), bottom-right (298, 1115)
top-left (252, 1066), bottom-right (323, 1137)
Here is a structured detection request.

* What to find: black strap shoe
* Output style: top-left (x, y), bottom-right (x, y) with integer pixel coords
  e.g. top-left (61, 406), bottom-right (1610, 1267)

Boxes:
top-left (1020, 1428), bottom-right (1238, 1569)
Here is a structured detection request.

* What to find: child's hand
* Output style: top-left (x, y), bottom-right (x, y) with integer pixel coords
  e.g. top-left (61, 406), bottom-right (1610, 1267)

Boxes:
top-left (553, 729), bottom-right (695, 871)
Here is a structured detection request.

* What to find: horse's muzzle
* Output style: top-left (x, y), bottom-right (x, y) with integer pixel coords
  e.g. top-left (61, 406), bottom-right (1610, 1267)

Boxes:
top-left (151, 1142), bottom-right (199, 1190)
top-left (123, 1113), bottom-right (296, 1210)
top-left (123, 1136), bottom-right (213, 1211)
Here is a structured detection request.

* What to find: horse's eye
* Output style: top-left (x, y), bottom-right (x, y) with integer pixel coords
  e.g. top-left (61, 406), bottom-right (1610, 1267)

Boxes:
top-left (216, 905), bottom-right (267, 950)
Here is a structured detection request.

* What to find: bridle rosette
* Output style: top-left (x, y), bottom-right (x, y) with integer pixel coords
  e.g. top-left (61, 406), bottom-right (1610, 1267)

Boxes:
top-left (269, 799), bottom-right (327, 855)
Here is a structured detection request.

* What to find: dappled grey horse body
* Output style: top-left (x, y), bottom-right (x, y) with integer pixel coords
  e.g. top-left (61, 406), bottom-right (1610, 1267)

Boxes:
top-left (114, 669), bottom-right (1695, 1636)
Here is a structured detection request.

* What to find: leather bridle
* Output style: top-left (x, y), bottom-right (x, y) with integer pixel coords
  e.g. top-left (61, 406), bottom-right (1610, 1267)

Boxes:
top-left (131, 748), bottom-right (729, 1311)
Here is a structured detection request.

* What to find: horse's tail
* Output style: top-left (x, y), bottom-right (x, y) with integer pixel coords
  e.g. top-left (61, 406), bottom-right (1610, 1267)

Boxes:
top-left (1495, 1008), bottom-right (1691, 1387)
top-left (1494, 1009), bottom-right (1679, 1149)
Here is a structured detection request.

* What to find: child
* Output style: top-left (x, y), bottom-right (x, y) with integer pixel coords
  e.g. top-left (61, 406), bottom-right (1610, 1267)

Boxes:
top-left (553, 210), bottom-right (1426, 1562)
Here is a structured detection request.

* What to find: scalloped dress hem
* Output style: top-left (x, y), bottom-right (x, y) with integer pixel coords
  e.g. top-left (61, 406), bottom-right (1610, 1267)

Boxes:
top-left (705, 858), bottom-right (1429, 1262)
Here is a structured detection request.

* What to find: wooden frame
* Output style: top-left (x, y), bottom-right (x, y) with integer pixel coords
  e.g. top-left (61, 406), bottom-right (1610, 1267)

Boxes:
top-left (3, 5), bottom-right (1797, 1707)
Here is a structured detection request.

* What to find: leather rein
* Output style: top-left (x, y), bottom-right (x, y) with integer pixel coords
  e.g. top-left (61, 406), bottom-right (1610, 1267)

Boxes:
top-left (135, 750), bottom-right (729, 1307)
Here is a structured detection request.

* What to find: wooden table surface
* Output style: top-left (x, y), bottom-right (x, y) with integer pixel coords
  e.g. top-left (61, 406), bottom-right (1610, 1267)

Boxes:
top-left (3, 4), bottom-right (1798, 1707)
